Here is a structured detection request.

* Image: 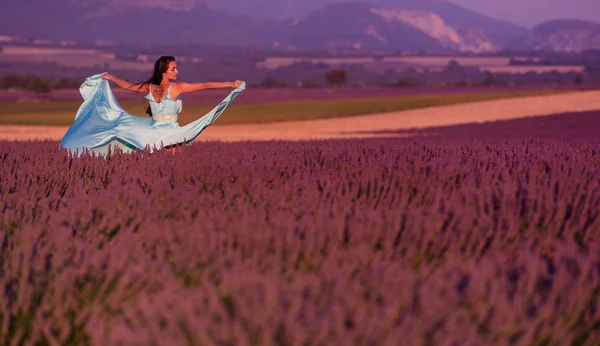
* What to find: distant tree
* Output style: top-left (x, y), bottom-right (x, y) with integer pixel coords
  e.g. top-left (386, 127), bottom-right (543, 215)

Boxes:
top-left (297, 81), bottom-right (323, 88)
top-left (325, 68), bottom-right (348, 88)
top-left (0, 74), bottom-right (29, 89)
top-left (478, 71), bottom-right (498, 86)
top-left (445, 60), bottom-right (460, 71)
top-left (404, 67), bottom-right (418, 75)
top-left (27, 77), bottom-right (51, 94)
top-left (54, 77), bottom-right (82, 89)
top-left (392, 78), bottom-right (420, 88)
top-left (259, 77), bottom-right (288, 88)
top-left (551, 70), bottom-right (564, 85)
top-left (520, 71), bottom-right (539, 84)
top-left (574, 73), bottom-right (583, 85)
top-left (584, 62), bottom-right (600, 75)
top-left (453, 79), bottom-right (469, 87)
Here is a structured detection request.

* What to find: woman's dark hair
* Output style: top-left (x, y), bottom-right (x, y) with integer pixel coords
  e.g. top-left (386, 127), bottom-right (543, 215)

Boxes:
top-left (136, 56), bottom-right (176, 116)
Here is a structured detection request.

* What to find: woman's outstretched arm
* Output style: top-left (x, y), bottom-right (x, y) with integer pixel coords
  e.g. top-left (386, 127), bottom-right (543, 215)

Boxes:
top-left (174, 80), bottom-right (243, 94)
top-left (102, 73), bottom-right (148, 93)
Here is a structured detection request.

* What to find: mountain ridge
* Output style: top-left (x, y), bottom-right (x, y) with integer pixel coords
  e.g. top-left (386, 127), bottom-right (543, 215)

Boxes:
top-left (0, 0), bottom-right (597, 53)
top-left (511, 19), bottom-right (600, 52)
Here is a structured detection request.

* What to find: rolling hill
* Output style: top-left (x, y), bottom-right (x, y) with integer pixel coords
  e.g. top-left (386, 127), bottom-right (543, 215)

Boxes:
top-left (510, 19), bottom-right (600, 52)
top-left (0, 0), bottom-right (597, 52)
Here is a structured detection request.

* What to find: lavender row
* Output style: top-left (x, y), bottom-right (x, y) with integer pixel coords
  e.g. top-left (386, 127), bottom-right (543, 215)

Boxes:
top-left (1, 132), bottom-right (599, 344)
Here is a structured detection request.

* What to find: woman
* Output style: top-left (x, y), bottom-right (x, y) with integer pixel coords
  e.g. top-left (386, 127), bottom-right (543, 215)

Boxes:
top-left (59, 56), bottom-right (245, 156)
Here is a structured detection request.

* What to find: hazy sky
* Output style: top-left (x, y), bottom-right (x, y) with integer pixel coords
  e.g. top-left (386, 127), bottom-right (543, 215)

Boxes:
top-left (445, 0), bottom-right (599, 27)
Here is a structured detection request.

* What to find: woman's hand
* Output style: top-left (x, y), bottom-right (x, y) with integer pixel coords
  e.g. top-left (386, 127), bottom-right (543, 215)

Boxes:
top-left (102, 73), bottom-right (113, 81)
top-left (232, 80), bottom-right (243, 88)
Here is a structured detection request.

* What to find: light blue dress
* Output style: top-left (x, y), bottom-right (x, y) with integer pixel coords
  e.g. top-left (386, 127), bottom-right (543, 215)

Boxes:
top-left (59, 73), bottom-right (246, 156)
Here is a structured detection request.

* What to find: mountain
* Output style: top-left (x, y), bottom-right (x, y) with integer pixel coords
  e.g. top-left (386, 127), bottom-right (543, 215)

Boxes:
top-left (0, 0), bottom-right (279, 46)
top-left (201, 0), bottom-right (528, 46)
top-left (511, 19), bottom-right (600, 52)
top-left (0, 0), bottom-right (516, 53)
top-left (0, 0), bottom-right (593, 53)
top-left (275, 3), bottom-right (496, 52)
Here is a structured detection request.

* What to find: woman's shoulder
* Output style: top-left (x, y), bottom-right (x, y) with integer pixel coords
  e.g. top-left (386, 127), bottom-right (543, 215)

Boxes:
top-left (168, 82), bottom-right (184, 99)
top-left (137, 82), bottom-right (151, 94)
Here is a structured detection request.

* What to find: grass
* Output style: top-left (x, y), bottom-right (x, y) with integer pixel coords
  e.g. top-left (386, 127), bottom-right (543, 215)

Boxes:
top-left (0, 89), bottom-right (573, 127)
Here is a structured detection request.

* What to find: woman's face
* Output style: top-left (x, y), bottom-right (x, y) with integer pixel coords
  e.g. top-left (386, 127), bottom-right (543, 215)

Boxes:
top-left (163, 61), bottom-right (179, 81)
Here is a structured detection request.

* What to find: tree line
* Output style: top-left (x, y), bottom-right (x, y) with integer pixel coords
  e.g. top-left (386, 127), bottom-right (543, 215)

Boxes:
top-left (0, 62), bottom-right (595, 94)
top-left (0, 74), bottom-right (82, 93)
top-left (0, 69), bottom-right (350, 92)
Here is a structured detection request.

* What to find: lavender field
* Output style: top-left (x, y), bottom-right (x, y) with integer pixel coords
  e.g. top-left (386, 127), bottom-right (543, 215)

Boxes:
top-left (1, 111), bottom-right (600, 345)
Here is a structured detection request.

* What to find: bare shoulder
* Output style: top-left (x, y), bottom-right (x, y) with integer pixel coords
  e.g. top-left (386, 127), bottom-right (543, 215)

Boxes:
top-left (173, 81), bottom-right (207, 94)
top-left (170, 82), bottom-right (185, 92)
top-left (169, 82), bottom-right (186, 99)
top-left (172, 81), bottom-right (194, 88)
top-left (138, 83), bottom-right (150, 93)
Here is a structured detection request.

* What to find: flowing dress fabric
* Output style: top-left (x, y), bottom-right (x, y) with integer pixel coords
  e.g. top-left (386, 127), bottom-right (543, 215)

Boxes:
top-left (59, 73), bottom-right (246, 155)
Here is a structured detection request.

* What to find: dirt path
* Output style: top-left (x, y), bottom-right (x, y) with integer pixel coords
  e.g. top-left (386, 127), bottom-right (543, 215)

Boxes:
top-left (1, 90), bottom-right (599, 142)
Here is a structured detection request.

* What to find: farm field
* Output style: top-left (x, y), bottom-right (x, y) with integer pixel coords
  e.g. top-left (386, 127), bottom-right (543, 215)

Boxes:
top-left (1, 88), bottom-right (599, 142)
top-left (0, 44), bottom-right (586, 75)
top-left (258, 55), bottom-right (524, 69)
top-left (0, 88), bottom-right (581, 127)
top-left (1, 84), bottom-right (590, 104)
top-left (0, 45), bottom-right (153, 71)
top-left (258, 55), bottom-right (586, 73)
top-left (1, 110), bottom-right (600, 345)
